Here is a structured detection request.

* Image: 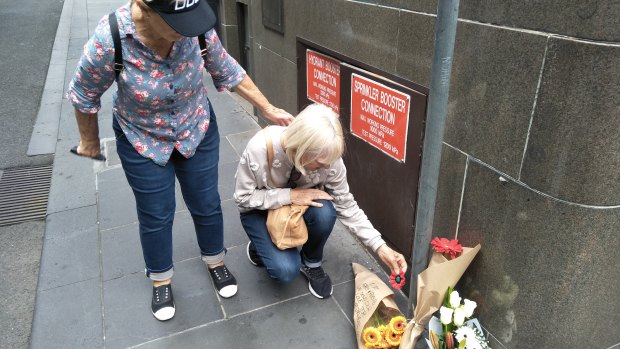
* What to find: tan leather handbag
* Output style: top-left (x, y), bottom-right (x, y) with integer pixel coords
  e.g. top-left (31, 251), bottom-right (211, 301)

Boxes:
top-left (263, 128), bottom-right (309, 250)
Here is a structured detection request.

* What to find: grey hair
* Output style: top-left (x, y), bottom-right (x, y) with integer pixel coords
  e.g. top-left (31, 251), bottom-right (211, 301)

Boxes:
top-left (282, 103), bottom-right (344, 175)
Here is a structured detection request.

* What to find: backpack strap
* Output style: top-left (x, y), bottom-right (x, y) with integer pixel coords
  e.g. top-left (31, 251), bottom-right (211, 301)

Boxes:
top-left (108, 12), bottom-right (123, 80)
top-left (198, 34), bottom-right (207, 59)
top-left (108, 13), bottom-right (208, 80)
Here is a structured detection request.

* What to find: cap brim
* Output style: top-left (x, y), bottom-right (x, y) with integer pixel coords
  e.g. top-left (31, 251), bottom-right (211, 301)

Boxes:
top-left (157, 1), bottom-right (217, 37)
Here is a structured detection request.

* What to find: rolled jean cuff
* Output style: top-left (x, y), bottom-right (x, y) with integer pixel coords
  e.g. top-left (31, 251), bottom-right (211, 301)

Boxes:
top-left (201, 250), bottom-right (226, 266)
top-left (147, 267), bottom-right (174, 282)
top-left (301, 252), bottom-right (321, 268)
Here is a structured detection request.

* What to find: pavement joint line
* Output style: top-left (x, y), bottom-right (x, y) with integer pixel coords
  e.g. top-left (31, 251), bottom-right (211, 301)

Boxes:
top-left (36, 275), bottom-right (100, 293)
top-left (96, 189), bottom-right (108, 346)
top-left (99, 221), bottom-right (138, 233)
top-left (126, 317), bottom-right (230, 349)
top-left (330, 293), bottom-right (354, 327)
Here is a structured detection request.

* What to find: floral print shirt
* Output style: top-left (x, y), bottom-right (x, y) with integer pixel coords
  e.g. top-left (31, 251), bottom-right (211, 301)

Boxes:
top-left (234, 126), bottom-right (387, 252)
top-left (66, 3), bottom-right (246, 166)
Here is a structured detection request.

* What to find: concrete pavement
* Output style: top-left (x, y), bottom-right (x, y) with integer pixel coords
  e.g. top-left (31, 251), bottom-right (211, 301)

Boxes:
top-left (29, 0), bottom-right (408, 348)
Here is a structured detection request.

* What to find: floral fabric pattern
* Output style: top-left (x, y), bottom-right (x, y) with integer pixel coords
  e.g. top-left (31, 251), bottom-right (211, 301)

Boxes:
top-left (66, 3), bottom-right (246, 165)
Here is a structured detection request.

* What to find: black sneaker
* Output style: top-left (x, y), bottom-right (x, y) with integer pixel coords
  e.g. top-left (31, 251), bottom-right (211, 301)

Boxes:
top-left (151, 284), bottom-right (175, 321)
top-left (300, 265), bottom-right (333, 299)
top-left (246, 241), bottom-right (264, 267)
top-left (208, 265), bottom-right (238, 298)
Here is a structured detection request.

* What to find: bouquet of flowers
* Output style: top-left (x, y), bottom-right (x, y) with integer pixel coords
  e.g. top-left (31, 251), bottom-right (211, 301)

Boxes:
top-left (362, 303), bottom-right (407, 348)
top-left (352, 263), bottom-right (406, 349)
top-left (430, 237), bottom-right (464, 260)
top-left (426, 288), bottom-right (490, 349)
top-left (398, 240), bottom-right (481, 349)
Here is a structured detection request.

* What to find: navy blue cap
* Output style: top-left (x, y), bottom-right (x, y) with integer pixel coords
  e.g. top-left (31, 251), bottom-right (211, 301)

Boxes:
top-left (145, 0), bottom-right (216, 37)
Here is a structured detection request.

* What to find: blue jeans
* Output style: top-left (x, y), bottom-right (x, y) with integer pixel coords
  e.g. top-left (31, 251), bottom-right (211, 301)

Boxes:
top-left (240, 200), bottom-right (336, 283)
top-left (113, 110), bottom-right (224, 281)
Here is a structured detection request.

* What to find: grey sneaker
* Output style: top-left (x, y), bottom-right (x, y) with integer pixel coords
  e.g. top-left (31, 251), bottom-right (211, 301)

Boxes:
top-left (151, 284), bottom-right (175, 321)
top-left (300, 265), bottom-right (333, 299)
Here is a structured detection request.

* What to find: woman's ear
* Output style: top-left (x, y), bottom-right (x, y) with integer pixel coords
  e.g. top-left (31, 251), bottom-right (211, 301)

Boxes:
top-left (135, 0), bottom-right (151, 15)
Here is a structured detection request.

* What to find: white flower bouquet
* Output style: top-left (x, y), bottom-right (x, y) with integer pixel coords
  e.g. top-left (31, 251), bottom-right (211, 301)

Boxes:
top-left (425, 288), bottom-right (490, 349)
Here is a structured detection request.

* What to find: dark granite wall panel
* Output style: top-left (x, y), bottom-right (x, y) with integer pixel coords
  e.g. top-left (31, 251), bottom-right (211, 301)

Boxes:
top-left (219, 0), bottom-right (237, 25)
top-left (432, 145), bottom-right (467, 238)
top-left (406, 1), bottom-right (620, 42)
top-left (521, 38), bottom-right (620, 206)
top-left (221, 25), bottom-right (241, 63)
top-left (395, 11), bottom-right (434, 86)
top-left (456, 161), bottom-right (620, 348)
top-left (443, 22), bottom-right (546, 177)
top-left (252, 43), bottom-right (298, 114)
top-left (249, 0), bottom-right (293, 61)
top-left (251, 0), bottom-right (400, 75)
top-left (298, 0), bottom-right (400, 74)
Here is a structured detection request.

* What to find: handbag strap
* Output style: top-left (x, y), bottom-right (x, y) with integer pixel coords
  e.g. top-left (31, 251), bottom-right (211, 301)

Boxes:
top-left (262, 127), bottom-right (274, 186)
top-left (262, 127), bottom-right (298, 189)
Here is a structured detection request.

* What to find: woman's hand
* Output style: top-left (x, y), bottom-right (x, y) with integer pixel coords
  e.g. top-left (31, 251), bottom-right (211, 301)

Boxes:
top-left (232, 76), bottom-right (294, 126)
top-left (290, 188), bottom-right (333, 207)
top-left (261, 104), bottom-right (294, 126)
top-left (376, 244), bottom-right (408, 275)
top-left (75, 139), bottom-right (103, 158)
top-left (71, 109), bottom-right (105, 161)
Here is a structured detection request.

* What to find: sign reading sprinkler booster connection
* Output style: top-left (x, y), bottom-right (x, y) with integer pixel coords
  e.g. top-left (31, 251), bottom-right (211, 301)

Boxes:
top-left (350, 73), bottom-right (411, 163)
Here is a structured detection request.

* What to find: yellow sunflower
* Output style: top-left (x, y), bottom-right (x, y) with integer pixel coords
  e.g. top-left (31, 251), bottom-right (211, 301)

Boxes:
top-left (362, 326), bottom-right (382, 346)
top-left (389, 316), bottom-right (406, 334)
top-left (385, 328), bottom-right (402, 347)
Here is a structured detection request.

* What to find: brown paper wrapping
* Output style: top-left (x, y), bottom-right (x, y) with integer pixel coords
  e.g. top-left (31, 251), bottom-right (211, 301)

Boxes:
top-left (352, 263), bottom-right (403, 349)
top-left (398, 244), bottom-right (481, 349)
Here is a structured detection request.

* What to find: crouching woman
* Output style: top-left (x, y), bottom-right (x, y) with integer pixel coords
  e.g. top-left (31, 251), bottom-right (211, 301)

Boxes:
top-left (233, 103), bottom-right (407, 299)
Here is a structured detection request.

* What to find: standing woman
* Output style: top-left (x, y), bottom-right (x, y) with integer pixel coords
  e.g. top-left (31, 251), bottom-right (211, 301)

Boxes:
top-left (67, 0), bottom-right (293, 321)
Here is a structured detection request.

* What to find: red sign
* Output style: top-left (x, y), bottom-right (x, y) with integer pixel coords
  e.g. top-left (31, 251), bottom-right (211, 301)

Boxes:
top-left (350, 73), bottom-right (411, 162)
top-left (306, 49), bottom-right (340, 113)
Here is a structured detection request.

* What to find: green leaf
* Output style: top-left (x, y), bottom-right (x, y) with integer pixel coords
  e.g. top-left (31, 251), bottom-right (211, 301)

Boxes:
top-left (458, 339), bottom-right (466, 349)
top-left (443, 287), bottom-right (454, 307)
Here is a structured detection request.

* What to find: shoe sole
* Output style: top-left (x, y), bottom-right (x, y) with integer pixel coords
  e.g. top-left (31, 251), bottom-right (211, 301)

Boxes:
top-left (307, 282), bottom-right (333, 299)
top-left (152, 305), bottom-right (175, 321)
top-left (246, 242), bottom-right (259, 266)
top-left (246, 241), bottom-right (264, 267)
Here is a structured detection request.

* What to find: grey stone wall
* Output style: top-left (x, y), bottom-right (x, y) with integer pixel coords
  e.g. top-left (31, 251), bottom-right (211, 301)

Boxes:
top-left (217, 1), bottom-right (620, 348)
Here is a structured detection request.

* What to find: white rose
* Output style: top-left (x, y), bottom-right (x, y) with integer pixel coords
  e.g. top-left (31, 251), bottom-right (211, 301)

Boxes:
top-left (463, 299), bottom-right (477, 318)
top-left (439, 306), bottom-right (453, 325)
top-left (449, 290), bottom-right (462, 308)
top-left (453, 307), bottom-right (466, 326)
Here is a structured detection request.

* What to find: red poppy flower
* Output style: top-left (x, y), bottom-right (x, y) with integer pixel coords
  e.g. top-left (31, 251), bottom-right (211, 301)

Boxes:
top-left (390, 271), bottom-right (406, 290)
top-left (431, 237), bottom-right (463, 259)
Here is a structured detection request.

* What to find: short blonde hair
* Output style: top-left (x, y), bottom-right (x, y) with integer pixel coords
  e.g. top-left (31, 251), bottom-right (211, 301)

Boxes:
top-left (282, 103), bottom-right (344, 174)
